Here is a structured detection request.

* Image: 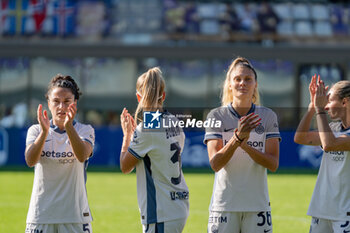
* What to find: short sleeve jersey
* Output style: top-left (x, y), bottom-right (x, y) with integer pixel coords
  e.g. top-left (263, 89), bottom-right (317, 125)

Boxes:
top-left (26, 121), bottom-right (95, 224)
top-left (308, 121), bottom-right (350, 221)
top-left (128, 113), bottom-right (189, 225)
top-left (204, 104), bottom-right (281, 212)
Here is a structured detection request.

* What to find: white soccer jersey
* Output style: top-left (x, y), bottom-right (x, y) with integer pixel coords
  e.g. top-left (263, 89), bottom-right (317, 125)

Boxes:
top-left (128, 113), bottom-right (189, 225)
top-left (26, 120), bottom-right (95, 224)
top-left (204, 104), bottom-right (281, 212)
top-left (308, 121), bottom-right (350, 221)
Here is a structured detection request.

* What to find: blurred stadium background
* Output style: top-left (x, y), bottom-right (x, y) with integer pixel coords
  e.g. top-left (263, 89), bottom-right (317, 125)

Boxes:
top-left (0, 0), bottom-right (349, 169)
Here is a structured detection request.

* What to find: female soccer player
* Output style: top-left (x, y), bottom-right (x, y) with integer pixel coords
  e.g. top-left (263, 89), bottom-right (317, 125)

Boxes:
top-left (25, 74), bottom-right (95, 233)
top-left (294, 76), bottom-right (350, 233)
top-left (119, 67), bottom-right (189, 233)
top-left (204, 57), bottom-right (280, 233)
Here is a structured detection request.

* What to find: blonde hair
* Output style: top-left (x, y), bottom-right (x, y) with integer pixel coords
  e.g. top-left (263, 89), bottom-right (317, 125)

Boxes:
top-left (221, 57), bottom-right (260, 106)
top-left (331, 80), bottom-right (350, 100)
top-left (134, 67), bottom-right (165, 124)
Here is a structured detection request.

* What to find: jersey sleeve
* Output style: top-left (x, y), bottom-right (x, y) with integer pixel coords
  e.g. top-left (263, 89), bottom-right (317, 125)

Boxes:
top-left (26, 124), bottom-right (40, 147)
top-left (79, 124), bottom-right (95, 147)
top-left (203, 108), bottom-right (223, 145)
top-left (128, 125), bottom-right (154, 160)
top-left (265, 110), bottom-right (281, 141)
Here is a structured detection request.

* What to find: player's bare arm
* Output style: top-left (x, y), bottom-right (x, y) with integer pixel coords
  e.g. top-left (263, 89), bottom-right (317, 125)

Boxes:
top-left (25, 104), bottom-right (49, 167)
top-left (240, 137), bottom-right (279, 172)
top-left (120, 108), bottom-right (138, 174)
top-left (208, 113), bottom-right (260, 172)
top-left (65, 103), bottom-right (92, 162)
top-left (294, 75), bottom-right (322, 146)
top-left (315, 79), bottom-right (350, 151)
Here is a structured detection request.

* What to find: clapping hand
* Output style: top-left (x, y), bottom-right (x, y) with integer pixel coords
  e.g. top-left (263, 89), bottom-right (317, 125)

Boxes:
top-left (37, 104), bottom-right (50, 132)
top-left (236, 113), bottom-right (261, 141)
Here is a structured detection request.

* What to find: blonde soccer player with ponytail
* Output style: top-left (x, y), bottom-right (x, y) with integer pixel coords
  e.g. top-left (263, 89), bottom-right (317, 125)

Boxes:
top-left (204, 57), bottom-right (281, 233)
top-left (119, 67), bottom-right (189, 233)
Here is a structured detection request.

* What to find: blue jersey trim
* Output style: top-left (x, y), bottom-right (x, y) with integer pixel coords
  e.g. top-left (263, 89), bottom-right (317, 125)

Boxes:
top-left (156, 222), bottom-right (164, 233)
top-left (50, 120), bottom-right (76, 134)
top-left (266, 133), bottom-right (282, 142)
top-left (82, 138), bottom-right (93, 146)
top-left (84, 160), bottom-right (89, 184)
top-left (144, 155), bottom-right (157, 224)
top-left (128, 148), bottom-right (143, 160)
top-left (203, 134), bottom-right (223, 144)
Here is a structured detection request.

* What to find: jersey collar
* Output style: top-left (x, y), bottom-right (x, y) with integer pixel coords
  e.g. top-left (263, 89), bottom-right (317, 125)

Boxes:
top-left (341, 123), bottom-right (350, 132)
top-left (228, 103), bottom-right (255, 119)
top-left (50, 120), bottom-right (76, 134)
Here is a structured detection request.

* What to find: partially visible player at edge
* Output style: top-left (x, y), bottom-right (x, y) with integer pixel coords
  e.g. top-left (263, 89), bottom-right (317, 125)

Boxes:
top-left (119, 67), bottom-right (189, 233)
top-left (25, 74), bottom-right (95, 233)
top-left (204, 57), bottom-right (281, 233)
top-left (294, 75), bottom-right (350, 233)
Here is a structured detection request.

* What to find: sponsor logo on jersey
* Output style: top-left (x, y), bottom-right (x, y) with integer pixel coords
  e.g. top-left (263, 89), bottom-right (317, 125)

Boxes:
top-left (209, 216), bottom-right (227, 224)
top-left (41, 150), bottom-right (75, 164)
top-left (247, 140), bottom-right (264, 148)
top-left (41, 150), bottom-right (74, 158)
top-left (170, 191), bottom-right (189, 200)
top-left (326, 151), bottom-right (345, 162)
top-left (25, 228), bottom-right (43, 233)
top-left (225, 139), bottom-right (264, 148)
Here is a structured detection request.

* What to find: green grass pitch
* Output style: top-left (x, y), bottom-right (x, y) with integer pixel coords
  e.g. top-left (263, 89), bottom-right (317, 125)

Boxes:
top-left (0, 169), bottom-right (316, 232)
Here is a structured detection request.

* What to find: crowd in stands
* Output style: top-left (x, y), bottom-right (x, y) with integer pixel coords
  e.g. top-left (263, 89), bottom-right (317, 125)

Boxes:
top-left (0, 0), bottom-right (349, 43)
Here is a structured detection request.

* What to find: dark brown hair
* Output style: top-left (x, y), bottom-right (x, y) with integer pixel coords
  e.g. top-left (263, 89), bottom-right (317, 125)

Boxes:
top-left (45, 74), bottom-right (82, 100)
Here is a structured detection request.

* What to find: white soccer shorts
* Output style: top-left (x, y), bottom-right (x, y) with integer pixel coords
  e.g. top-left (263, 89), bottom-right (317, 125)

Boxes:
top-left (208, 211), bottom-right (273, 233)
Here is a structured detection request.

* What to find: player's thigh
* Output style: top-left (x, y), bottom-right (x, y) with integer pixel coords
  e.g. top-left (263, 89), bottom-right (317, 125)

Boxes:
top-left (208, 211), bottom-right (241, 233)
top-left (25, 223), bottom-right (55, 233)
top-left (142, 218), bottom-right (187, 233)
top-left (165, 218), bottom-right (187, 233)
top-left (309, 217), bottom-right (332, 233)
top-left (58, 223), bottom-right (92, 233)
top-left (332, 220), bottom-right (350, 233)
top-left (242, 211), bottom-right (273, 233)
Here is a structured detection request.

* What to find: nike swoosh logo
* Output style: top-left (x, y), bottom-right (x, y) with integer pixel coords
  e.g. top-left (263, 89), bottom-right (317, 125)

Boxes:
top-left (224, 128), bottom-right (235, 132)
top-left (344, 230), bottom-right (350, 233)
top-left (264, 230), bottom-right (271, 233)
top-left (45, 139), bottom-right (51, 142)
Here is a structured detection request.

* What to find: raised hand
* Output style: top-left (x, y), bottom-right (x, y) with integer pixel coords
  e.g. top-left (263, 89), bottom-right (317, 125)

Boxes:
top-left (64, 103), bottom-right (77, 128)
top-left (236, 113), bottom-right (261, 141)
top-left (120, 108), bottom-right (136, 137)
top-left (314, 78), bottom-right (329, 111)
top-left (37, 104), bottom-right (50, 132)
top-left (308, 74), bottom-right (318, 110)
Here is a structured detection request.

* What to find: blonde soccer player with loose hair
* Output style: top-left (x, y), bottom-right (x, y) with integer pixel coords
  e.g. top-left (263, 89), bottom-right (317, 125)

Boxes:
top-left (119, 67), bottom-right (189, 233)
top-left (25, 74), bottom-right (95, 233)
top-left (295, 76), bottom-right (350, 233)
top-left (204, 57), bottom-right (281, 233)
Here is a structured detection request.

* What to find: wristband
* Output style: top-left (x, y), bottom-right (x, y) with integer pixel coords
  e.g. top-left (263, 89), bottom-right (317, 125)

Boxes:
top-left (234, 131), bottom-right (244, 143)
top-left (316, 111), bottom-right (326, 115)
